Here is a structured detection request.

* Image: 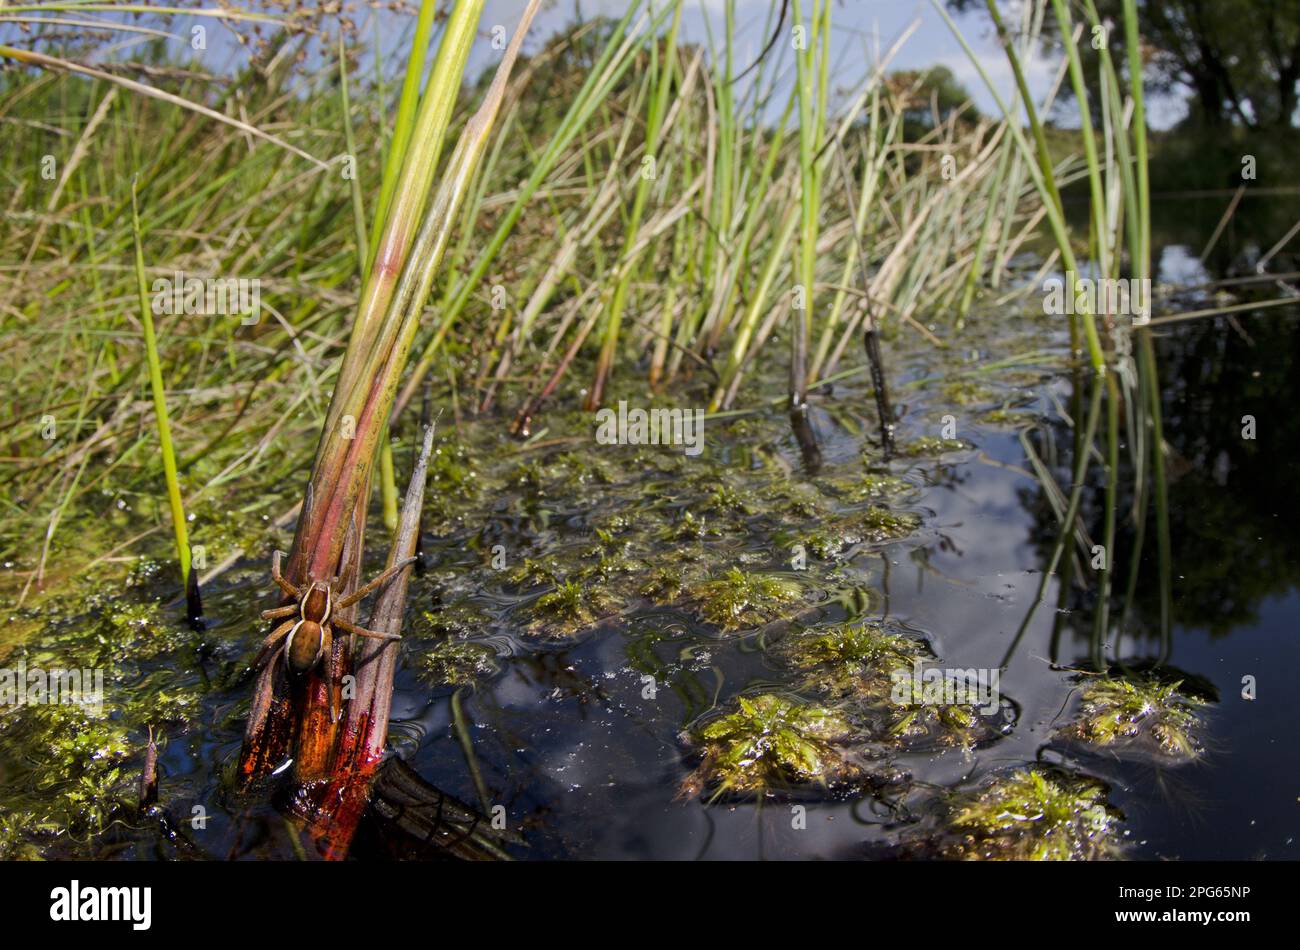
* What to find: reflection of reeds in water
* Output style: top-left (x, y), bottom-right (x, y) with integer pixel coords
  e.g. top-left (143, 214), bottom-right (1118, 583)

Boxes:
top-left (936, 0), bottom-right (1174, 673)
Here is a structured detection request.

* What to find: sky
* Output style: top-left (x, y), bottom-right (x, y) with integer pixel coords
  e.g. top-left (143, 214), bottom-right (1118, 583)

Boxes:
top-left (0, 0), bottom-right (1186, 130)
top-left (466, 0), bottom-right (1186, 129)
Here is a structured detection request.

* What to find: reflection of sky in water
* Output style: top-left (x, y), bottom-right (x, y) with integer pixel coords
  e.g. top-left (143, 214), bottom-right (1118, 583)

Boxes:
top-left (382, 294), bottom-right (1299, 859)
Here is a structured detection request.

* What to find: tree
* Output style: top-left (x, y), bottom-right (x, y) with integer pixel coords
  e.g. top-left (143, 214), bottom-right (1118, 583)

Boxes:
top-left (950, 0), bottom-right (1300, 129)
top-left (887, 65), bottom-right (982, 140)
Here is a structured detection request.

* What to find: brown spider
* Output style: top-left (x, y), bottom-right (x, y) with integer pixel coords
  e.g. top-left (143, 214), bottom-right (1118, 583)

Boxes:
top-left (255, 550), bottom-right (417, 693)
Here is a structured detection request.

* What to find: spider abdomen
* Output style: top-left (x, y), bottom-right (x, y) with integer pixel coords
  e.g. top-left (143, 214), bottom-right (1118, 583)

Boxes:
top-left (286, 620), bottom-right (325, 675)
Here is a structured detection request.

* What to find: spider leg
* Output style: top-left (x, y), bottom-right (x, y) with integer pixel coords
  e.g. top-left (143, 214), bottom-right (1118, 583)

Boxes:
top-left (336, 556), bottom-right (419, 608)
top-left (321, 624), bottom-right (339, 723)
top-left (252, 620), bottom-right (295, 670)
top-left (270, 550), bottom-right (299, 598)
top-left (332, 616), bottom-right (401, 641)
top-left (261, 604), bottom-right (298, 620)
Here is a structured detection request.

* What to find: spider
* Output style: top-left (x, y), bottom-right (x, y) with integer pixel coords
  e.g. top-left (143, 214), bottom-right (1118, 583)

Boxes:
top-left (255, 550), bottom-right (417, 694)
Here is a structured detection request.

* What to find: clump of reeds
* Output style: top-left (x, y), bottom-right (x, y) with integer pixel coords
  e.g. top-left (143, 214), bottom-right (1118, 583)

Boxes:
top-left (240, 0), bottom-right (545, 788)
top-left (1, 1), bottom-right (1056, 615)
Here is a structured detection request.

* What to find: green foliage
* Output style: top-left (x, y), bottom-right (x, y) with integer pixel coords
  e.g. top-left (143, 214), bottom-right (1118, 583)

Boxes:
top-left (688, 568), bottom-right (802, 630)
top-left (419, 602), bottom-right (489, 638)
top-left (681, 693), bottom-right (856, 799)
top-left (941, 768), bottom-right (1123, 860)
top-left (530, 579), bottom-right (622, 636)
top-left (889, 65), bottom-right (982, 140)
top-left (885, 673), bottom-right (983, 747)
top-left (0, 811), bottom-right (51, 860)
top-left (1064, 675), bottom-right (1206, 760)
top-left (638, 566), bottom-right (686, 604)
top-left (418, 638), bottom-right (499, 687)
top-left (844, 473), bottom-right (913, 502)
top-left (899, 436), bottom-right (967, 457)
top-left (783, 622), bottom-right (928, 697)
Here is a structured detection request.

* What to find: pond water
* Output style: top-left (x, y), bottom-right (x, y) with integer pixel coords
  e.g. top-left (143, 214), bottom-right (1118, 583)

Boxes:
top-left (1, 233), bottom-right (1296, 861)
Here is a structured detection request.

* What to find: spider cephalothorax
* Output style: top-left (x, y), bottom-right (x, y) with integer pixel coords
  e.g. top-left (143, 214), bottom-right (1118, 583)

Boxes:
top-left (255, 550), bottom-right (416, 692)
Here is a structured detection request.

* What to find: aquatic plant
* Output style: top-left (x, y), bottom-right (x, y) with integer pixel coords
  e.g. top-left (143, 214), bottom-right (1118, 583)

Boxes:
top-left (899, 437), bottom-right (967, 457)
top-left (130, 181), bottom-right (196, 621)
top-left (508, 555), bottom-right (566, 588)
top-left (701, 482), bottom-right (756, 515)
top-left (418, 639), bottom-right (499, 688)
top-left (940, 378), bottom-right (996, 406)
top-left (845, 473), bottom-right (913, 502)
top-left (530, 579), bottom-right (623, 636)
top-left (0, 812), bottom-right (49, 861)
top-left (238, 0), bottom-right (541, 788)
top-left (638, 566), bottom-right (687, 604)
top-left (764, 483), bottom-right (826, 519)
top-left (681, 693), bottom-right (857, 799)
top-left (671, 510), bottom-right (721, 541)
top-left (1063, 675), bottom-right (1207, 761)
top-left (851, 507), bottom-right (921, 542)
top-left (578, 549), bottom-right (648, 584)
top-left (783, 622), bottom-right (929, 698)
top-left (939, 768), bottom-right (1123, 861)
top-left (688, 568), bottom-right (802, 630)
top-left (885, 673), bottom-right (985, 749)
top-left (0, 702), bottom-right (135, 835)
top-left (796, 508), bottom-right (919, 560)
top-left (980, 406), bottom-right (1035, 427)
top-left (419, 602), bottom-right (489, 639)
top-left (800, 529), bottom-right (855, 561)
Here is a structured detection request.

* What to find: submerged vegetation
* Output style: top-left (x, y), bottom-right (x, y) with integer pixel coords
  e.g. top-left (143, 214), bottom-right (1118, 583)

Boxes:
top-left (933, 768), bottom-right (1124, 861)
top-left (783, 622), bottom-right (929, 698)
top-left (1062, 674), bottom-right (1207, 761)
top-left (529, 579), bottom-right (623, 637)
top-left (687, 568), bottom-right (802, 631)
top-left (680, 693), bottom-right (858, 800)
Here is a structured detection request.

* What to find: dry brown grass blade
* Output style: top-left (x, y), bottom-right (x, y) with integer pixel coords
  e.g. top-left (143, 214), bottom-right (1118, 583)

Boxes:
top-left (0, 44), bottom-right (329, 170)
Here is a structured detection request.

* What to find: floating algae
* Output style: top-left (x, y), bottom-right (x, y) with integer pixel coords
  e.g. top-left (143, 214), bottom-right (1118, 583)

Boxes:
top-left (417, 638), bottom-right (499, 688)
top-left (781, 621), bottom-right (931, 698)
top-left (508, 555), bottom-right (566, 588)
top-left (939, 378), bottom-right (997, 407)
top-left (418, 601), bottom-right (489, 638)
top-left (884, 670), bottom-right (989, 749)
top-left (931, 768), bottom-right (1124, 861)
top-left (667, 509), bottom-right (721, 541)
top-left (680, 693), bottom-right (858, 800)
top-left (638, 566), bottom-right (687, 604)
top-left (687, 567), bottom-right (802, 631)
top-left (528, 579), bottom-right (623, 637)
top-left (898, 436), bottom-right (967, 457)
top-left (778, 621), bottom-right (1006, 750)
top-left (1062, 674), bottom-right (1208, 762)
top-left (840, 471), bottom-right (913, 502)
